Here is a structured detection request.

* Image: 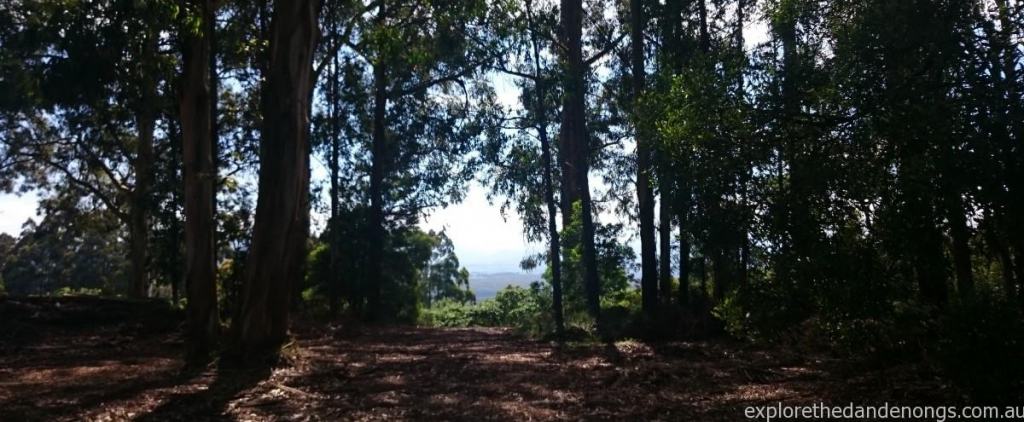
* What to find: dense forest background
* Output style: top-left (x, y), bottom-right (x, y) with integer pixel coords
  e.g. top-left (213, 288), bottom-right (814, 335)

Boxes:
top-left (1, 0), bottom-right (1023, 403)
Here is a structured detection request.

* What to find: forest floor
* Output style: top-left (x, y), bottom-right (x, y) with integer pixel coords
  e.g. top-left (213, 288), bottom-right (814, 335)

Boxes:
top-left (0, 297), bottom-right (961, 421)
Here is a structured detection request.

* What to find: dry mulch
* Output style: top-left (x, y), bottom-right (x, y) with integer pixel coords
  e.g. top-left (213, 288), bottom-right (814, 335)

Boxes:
top-left (0, 297), bottom-right (958, 421)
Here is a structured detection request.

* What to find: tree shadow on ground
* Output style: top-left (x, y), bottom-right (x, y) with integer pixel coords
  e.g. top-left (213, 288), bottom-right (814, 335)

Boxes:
top-left (137, 363), bottom-right (272, 421)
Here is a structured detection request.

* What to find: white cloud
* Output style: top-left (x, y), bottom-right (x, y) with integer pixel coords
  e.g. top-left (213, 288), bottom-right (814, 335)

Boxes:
top-left (0, 192), bottom-right (40, 236)
top-left (420, 183), bottom-right (544, 273)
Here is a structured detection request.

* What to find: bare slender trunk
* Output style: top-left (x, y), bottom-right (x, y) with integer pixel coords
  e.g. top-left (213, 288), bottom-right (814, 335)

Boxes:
top-left (560, 0), bottom-right (601, 326)
top-left (658, 197), bottom-right (671, 304)
top-left (180, 0), bottom-right (220, 362)
top-left (232, 0), bottom-right (320, 359)
top-left (367, 57), bottom-right (388, 320)
top-left (631, 0), bottom-right (657, 315)
top-left (948, 196), bottom-right (973, 297)
top-left (983, 209), bottom-right (1016, 300)
top-left (678, 213), bottom-right (689, 306)
top-left (129, 26), bottom-right (158, 299)
top-left (328, 14), bottom-right (342, 317)
top-left (526, 0), bottom-right (564, 336)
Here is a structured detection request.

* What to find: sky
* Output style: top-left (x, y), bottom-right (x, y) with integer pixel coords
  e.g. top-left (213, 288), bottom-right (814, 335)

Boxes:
top-left (0, 191), bottom-right (39, 237)
top-left (420, 184), bottom-right (545, 274)
top-left (0, 185), bottom-right (542, 274)
top-left (0, 13), bottom-right (769, 275)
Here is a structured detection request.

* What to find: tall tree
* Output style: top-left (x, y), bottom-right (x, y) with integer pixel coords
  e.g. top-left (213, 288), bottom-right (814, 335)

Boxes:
top-left (129, 14), bottom-right (158, 299)
top-left (231, 0), bottom-right (321, 358)
top-left (631, 0), bottom-right (657, 315)
top-left (484, 0), bottom-right (566, 336)
top-left (0, 0), bottom-right (177, 298)
top-left (559, 0), bottom-right (602, 324)
top-left (179, 0), bottom-right (219, 363)
top-left (351, 0), bottom-right (497, 320)
top-left (528, 0), bottom-right (566, 337)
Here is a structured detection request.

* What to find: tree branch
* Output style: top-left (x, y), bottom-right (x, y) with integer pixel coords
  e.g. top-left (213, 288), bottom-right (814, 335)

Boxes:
top-left (584, 32), bottom-right (627, 67)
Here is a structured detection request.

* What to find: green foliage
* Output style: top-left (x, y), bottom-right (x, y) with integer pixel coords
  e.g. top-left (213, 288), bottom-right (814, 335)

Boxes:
top-left (419, 299), bottom-right (475, 327)
top-left (599, 287), bottom-right (642, 339)
top-left (557, 202), bottom-right (634, 314)
top-left (422, 281), bottom-right (652, 340)
top-left (421, 231), bottom-right (475, 306)
top-left (215, 252), bottom-right (245, 321)
top-left (54, 286), bottom-right (105, 297)
top-left (302, 221), bottom-right (475, 323)
top-left (420, 284), bottom-right (547, 334)
top-left (1, 209), bottom-right (128, 296)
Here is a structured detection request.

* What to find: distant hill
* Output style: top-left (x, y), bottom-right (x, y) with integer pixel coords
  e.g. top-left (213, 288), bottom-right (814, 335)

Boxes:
top-left (468, 272), bottom-right (542, 300)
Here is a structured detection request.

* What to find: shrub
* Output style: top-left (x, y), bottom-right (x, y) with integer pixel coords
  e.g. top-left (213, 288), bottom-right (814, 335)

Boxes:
top-left (419, 285), bottom-right (547, 333)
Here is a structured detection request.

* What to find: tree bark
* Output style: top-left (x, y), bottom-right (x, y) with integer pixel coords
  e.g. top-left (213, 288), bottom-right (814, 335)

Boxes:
top-left (995, 0), bottom-right (1024, 309)
top-left (180, 0), bottom-right (220, 363)
top-left (659, 196), bottom-right (671, 305)
top-left (232, 0), bottom-right (320, 359)
top-left (129, 25), bottom-right (158, 299)
top-left (631, 0), bottom-right (657, 315)
top-left (560, 0), bottom-right (602, 326)
top-left (698, 0), bottom-right (709, 53)
top-left (947, 194), bottom-right (974, 297)
top-left (208, 0), bottom-right (219, 269)
top-left (662, 0), bottom-right (689, 308)
top-left (327, 9), bottom-right (342, 317)
top-left (983, 209), bottom-right (1016, 300)
top-left (677, 212), bottom-right (689, 306)
top-left (367, 57), bottom-right (388, 320)
top-left (526, 0), bottom-right (564, 336)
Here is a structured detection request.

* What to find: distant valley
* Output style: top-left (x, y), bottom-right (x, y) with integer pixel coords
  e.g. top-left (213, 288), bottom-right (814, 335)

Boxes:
top-left (468, 271), bottom-right (542, 300)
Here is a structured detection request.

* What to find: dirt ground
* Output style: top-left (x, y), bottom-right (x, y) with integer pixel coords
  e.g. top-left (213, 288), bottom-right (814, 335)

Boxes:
top-left (0, 297), bottom-right (959, 421)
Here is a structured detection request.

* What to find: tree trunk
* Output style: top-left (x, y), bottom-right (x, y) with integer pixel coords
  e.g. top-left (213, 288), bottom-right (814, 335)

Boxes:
top-left (526, 0), bottom-right (564, 336)
top-left (698, 253), bottom-right (707, 302)
top-left (208, 0), bottom-right (219, 271)
top-left (129, 26), bottom-right (158, 299)
top-left (180, 0), bottom-right (219, 363)
top-left (632, 0), bottom-right (657, 314)
top-left (995, 0), bottom-right (1024, 310)
top-left (915, 211), bottom-right (950, 307)
top-left (367, 57), bottom-right (388, 320)
top-left (983, 210), bottom-right (1016, 300)
top-left (658, 196), bottom-right (672, 305)
top-left (736, 0), bottom-right (750, 289)
top-left (947, 196), bottom-right (973, 297)
top-left (232, 0), bottom-right (320, 359)
top-left (698, 0), bottom-right (709, 53)
top-left (560, 0), bottom-right (601, 326)
top-left (1014, 243), bottom-right (1024, 310)
top-left (661, 0), bottom-right (684, 71)
top-left (327, 13), bottom-right (342, 317)
top-left (677, 213), bottom-right (689, 306)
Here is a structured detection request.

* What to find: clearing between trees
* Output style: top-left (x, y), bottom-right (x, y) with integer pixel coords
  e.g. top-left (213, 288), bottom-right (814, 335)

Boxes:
top-left (0, 297), bottom-right (957, 421)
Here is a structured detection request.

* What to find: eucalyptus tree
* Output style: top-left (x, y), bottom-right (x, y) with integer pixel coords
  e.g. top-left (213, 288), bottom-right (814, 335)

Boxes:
top-left (559, 0), bottom-right (600, 324)
top-left (0, 0), bottom-right (178, 298)
top-left (629, 0), bottom-right (658, 315)
top-left (230, 0), bottom-right (321, 358)
top-left (178, 0), bottom-right (219, 363)
top-left (479, 0), bottom-right (567, 336)
top-left (421, 230), bottom-right (474, 306)
top-left (330, 0), bottom-right (503, 320)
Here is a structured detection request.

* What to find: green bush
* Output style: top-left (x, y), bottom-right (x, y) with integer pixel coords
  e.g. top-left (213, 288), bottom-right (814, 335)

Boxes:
top-left (419, 285), bottom-right (547, 333)
top-left (420, 299), bottom-right (474, 327)
top-left (54, 286), bottom-right (104, 297)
